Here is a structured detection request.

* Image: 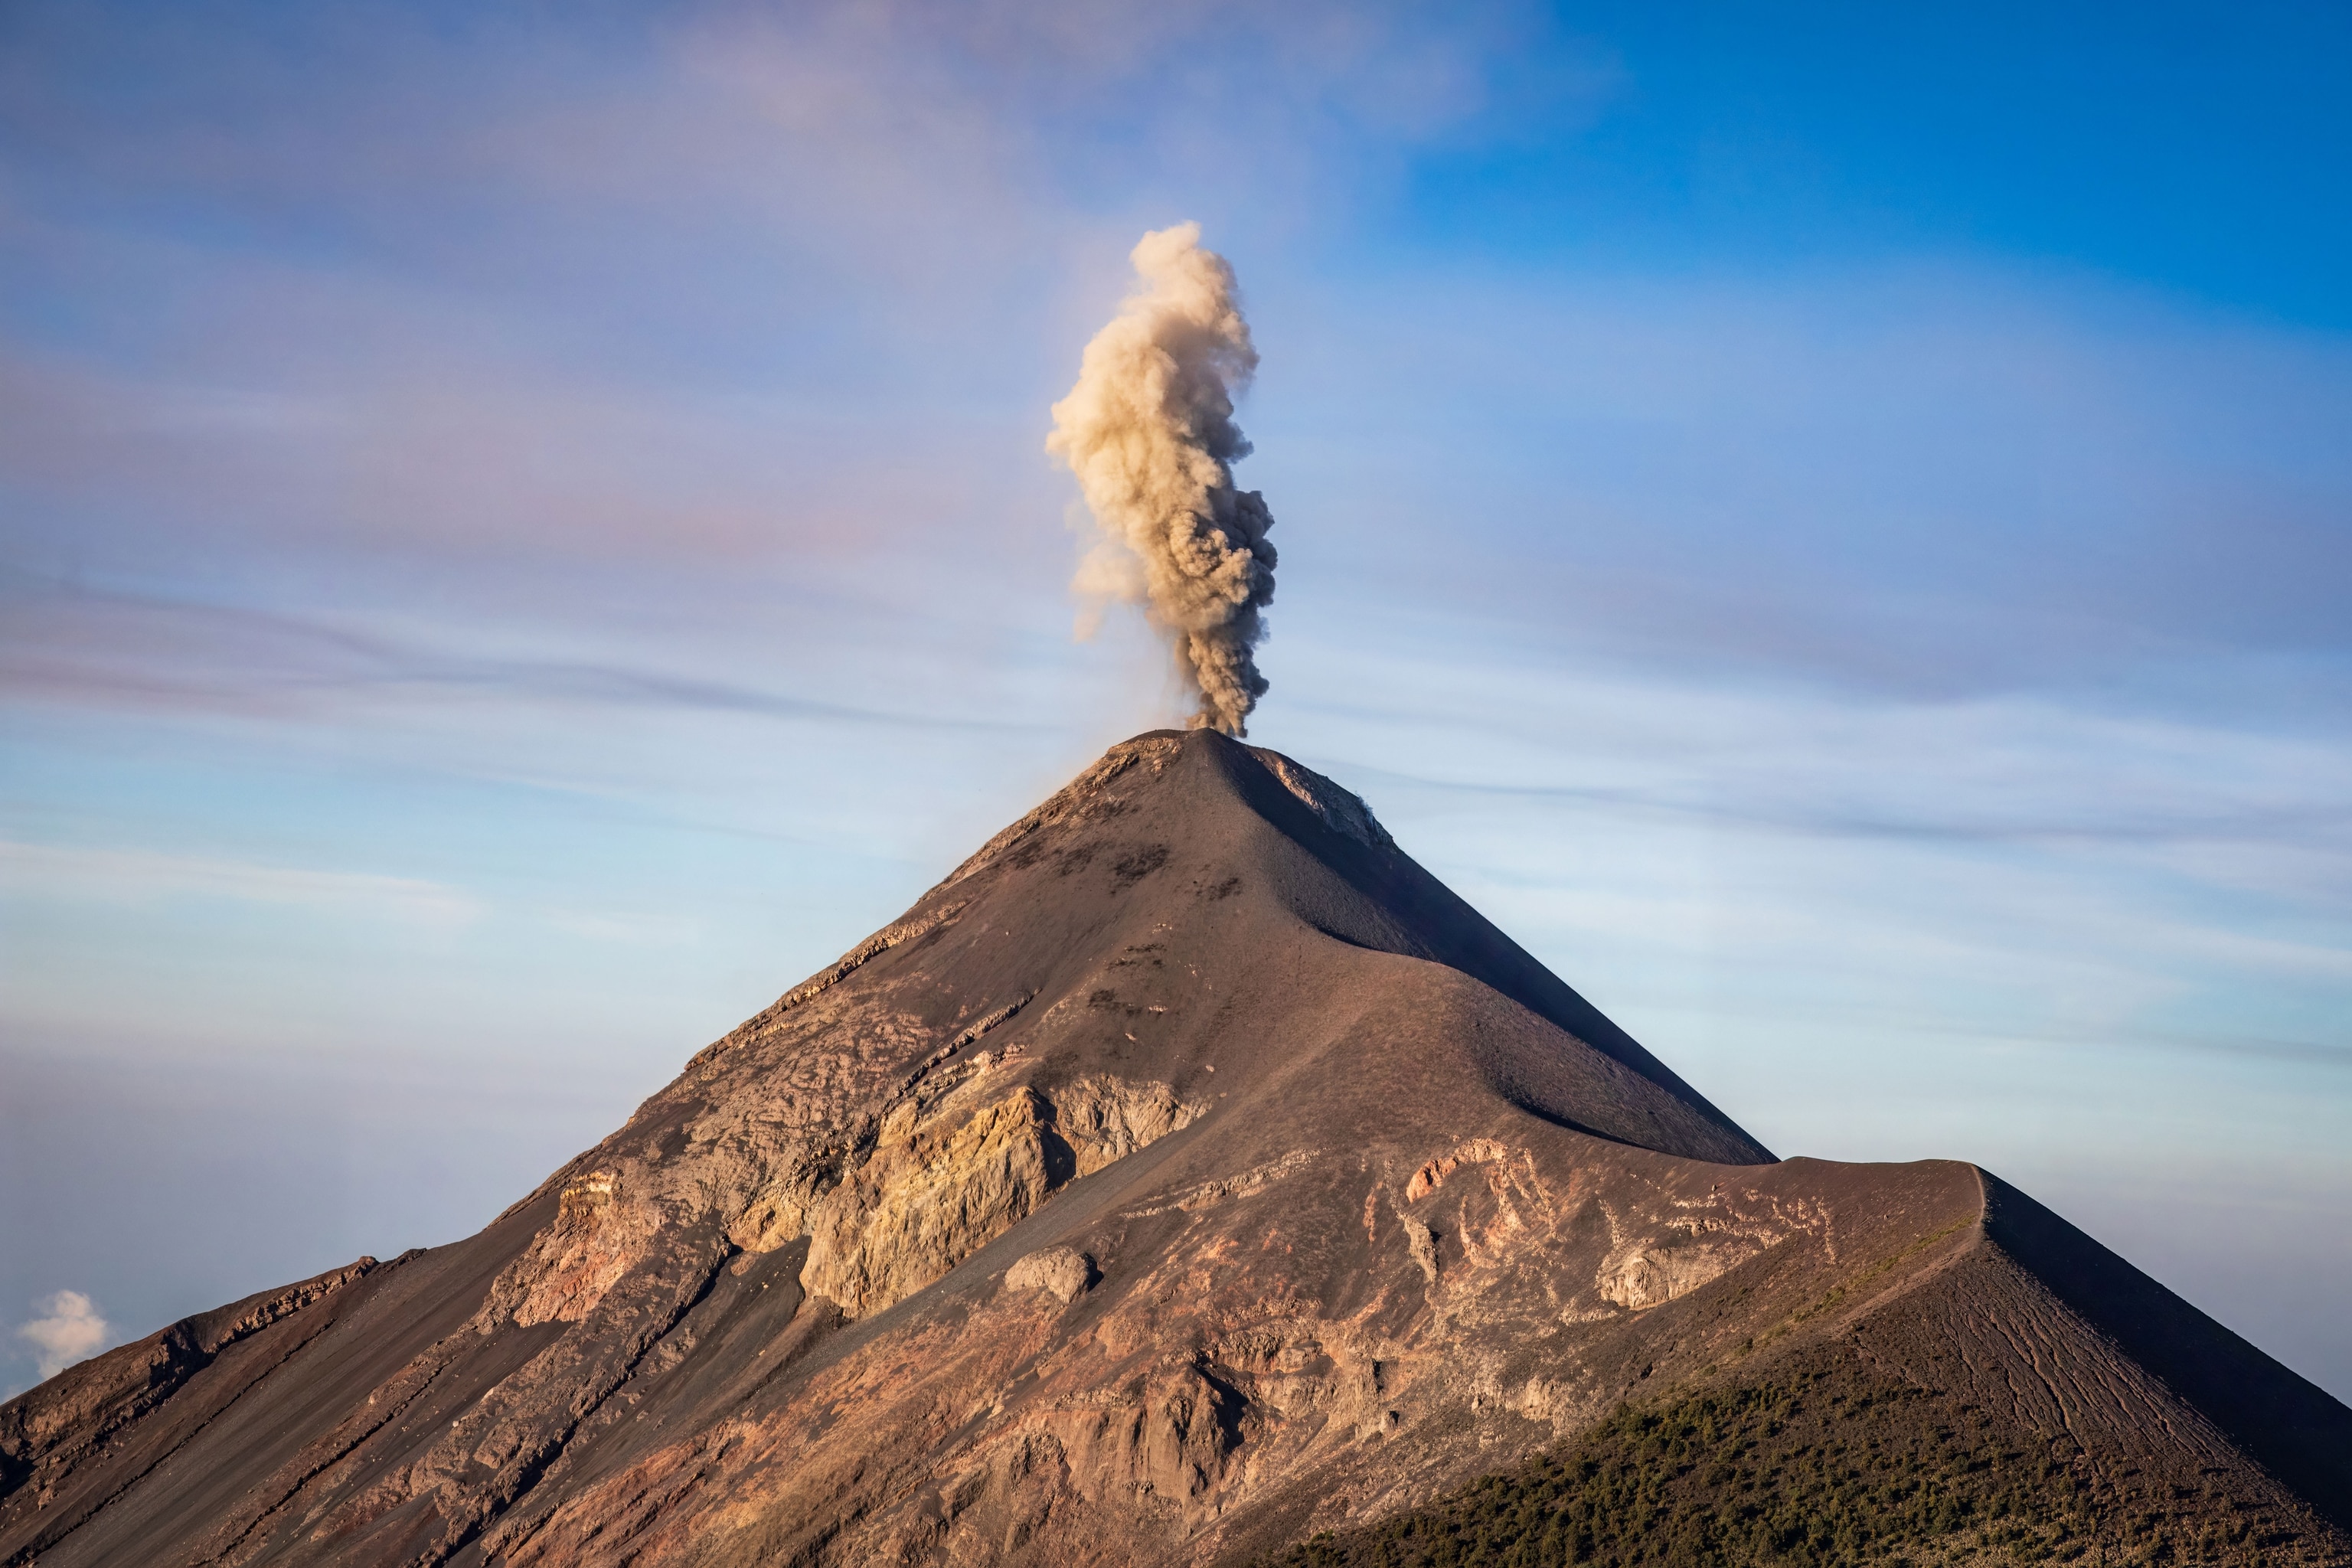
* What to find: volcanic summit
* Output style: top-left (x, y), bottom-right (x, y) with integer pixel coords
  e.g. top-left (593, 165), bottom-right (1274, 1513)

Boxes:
top-left (5, 731), bottom-right (2347, 1566)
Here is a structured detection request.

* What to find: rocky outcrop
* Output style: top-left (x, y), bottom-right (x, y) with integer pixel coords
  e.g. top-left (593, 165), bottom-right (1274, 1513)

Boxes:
top-left (795, 1067), bottom-right (1204, 1320)
top-left (1245, 748), bottom-right (1394, 851)
top-left (1004, 1248), bottom-right (1093, 1304)
top-left (803, 1086), bottom-right (1057, 1319)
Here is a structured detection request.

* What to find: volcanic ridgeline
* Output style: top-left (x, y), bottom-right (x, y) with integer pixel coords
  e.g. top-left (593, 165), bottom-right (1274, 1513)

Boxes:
top-left (4, 730), bottom-right (2347, 1568)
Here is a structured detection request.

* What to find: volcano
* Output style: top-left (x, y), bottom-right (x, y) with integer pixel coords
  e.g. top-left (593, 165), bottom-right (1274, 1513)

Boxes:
top-left (5, 730), bottom-right (2348, 1566)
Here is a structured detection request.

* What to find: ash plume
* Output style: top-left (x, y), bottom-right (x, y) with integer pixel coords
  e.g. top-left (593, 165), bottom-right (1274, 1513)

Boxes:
top-left (1048, 224), bottom-right (1277, 737)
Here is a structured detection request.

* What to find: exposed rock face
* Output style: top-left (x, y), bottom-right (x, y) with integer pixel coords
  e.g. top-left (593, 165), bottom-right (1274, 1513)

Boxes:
top-left (3, 730), bottom-right (2347, 1567)
top-left (1004, 1249), bottom-right (1093, 1304)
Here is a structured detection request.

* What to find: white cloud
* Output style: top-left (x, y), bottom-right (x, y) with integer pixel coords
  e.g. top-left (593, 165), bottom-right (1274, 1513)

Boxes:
top-left (17, 1290), bottom-right (110, 1381)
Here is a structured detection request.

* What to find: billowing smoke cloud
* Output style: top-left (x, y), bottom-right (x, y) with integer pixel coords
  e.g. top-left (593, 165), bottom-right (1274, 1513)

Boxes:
top-left (1049, 224), bottom-right (1277, 737)
top-left (18, 1290), bottom-right (110, 1381)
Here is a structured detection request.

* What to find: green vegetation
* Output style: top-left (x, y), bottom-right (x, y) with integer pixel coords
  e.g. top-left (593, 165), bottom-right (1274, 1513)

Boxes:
top-left (1253, 1356), bottom-right (2330, 1568)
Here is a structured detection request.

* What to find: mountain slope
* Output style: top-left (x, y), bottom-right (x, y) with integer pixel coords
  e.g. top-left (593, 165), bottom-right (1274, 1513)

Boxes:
top-left (4, 730), bottom-right (2344, 1567)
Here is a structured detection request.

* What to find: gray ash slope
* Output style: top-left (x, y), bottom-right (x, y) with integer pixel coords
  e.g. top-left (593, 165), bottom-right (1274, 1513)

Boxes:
top-left (4, 730), bottom-right (2346, 1567)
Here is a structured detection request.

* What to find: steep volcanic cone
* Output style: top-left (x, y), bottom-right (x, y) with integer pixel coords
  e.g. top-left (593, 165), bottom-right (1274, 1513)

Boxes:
top-left (5, 733), bottom-right (2348, 1567)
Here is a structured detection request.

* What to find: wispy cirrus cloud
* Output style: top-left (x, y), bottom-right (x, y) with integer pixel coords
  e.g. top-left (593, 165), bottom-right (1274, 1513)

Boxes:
top-left (0, 586), bottom-right (1049, 733)
top-left (0, 840), bottom-right (482, 925)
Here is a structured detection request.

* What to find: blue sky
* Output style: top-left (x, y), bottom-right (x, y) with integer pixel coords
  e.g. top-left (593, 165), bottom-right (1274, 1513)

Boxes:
top-left (3, 0), bottom-right (2348, 1399)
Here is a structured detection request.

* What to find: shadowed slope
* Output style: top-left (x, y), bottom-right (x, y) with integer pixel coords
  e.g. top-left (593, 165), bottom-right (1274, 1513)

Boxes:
top-left (1977, 1174), bottom-right (2352, 1524)
top-left (2, 731), bottom-right (2342, 1568)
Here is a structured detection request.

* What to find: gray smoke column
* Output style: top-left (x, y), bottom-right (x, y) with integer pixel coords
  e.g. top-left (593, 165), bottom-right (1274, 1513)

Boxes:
top-left (1048, 223), bottom-right (1277, 737)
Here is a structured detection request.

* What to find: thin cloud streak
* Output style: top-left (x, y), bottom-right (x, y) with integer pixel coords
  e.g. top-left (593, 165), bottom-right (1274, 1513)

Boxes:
top-left (1331, 749), bottom-right (2352, 854)
top-left (0, 840), bottom-right (482, 925)
top-left (0, 586), bottom-right (1051, 734)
